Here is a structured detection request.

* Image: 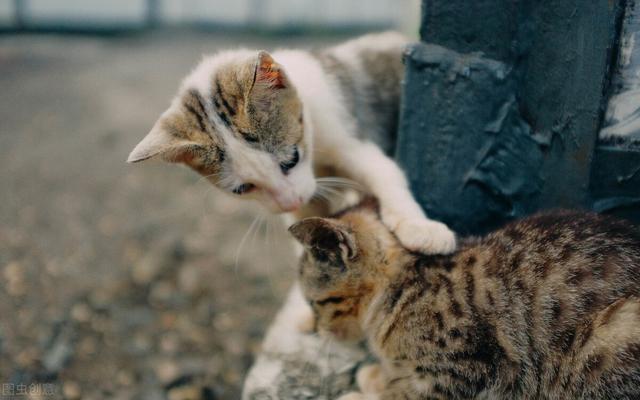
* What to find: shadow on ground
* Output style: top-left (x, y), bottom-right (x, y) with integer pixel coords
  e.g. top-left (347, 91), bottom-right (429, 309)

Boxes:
top-left (0, 30), bottom-right (350, 400)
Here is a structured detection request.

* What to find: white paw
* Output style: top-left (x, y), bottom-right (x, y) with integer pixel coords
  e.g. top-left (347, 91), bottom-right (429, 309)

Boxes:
top-left (393, 218), bottom-right (456, 255)
top-left (356, 364), bottom-right (385, 394)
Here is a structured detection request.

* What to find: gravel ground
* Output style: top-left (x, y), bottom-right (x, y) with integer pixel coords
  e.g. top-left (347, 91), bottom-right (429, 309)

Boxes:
top-left (0, 30), bottom-right (352, 400)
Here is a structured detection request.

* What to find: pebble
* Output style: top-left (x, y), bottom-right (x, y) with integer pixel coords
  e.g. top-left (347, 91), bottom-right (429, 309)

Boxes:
top-left (212, 313), bottom-right (234, 331)
top-left (177, 264), bottom-right (202, 296)
top-left (132, 254), bottom-right (163, 286)
top-left (131, 238), bottom-right (186, 286)
top-left (116, 370), bottom-right (135, 387)
top-left (43, 337), bottom-right (74, 373)
top-left (62, 381), bottom-right (81, 400)
top-left (77, 336), bottom-right (97, 357)
top-left (160, 333), bottom-right (180, 354)
top-left (15, 347), bottom-right (39, 368)
top-left (167, 385), bottom-right (202, 400)
top-left (3, 261), bottom-right (26, 296)
top-left (89, 288), bottom-right (113, 310)
top-left (130, 332), bottom-right (152, 354)
top-left (149, 281), bottom-right (176, 306)
top-left (71, 303), bottom-right (92, 323)
top-left (155, 360), bottom-right (180, 384)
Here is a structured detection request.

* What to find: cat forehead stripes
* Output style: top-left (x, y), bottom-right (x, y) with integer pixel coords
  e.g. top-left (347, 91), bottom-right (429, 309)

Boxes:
top-left (179, 53), bottom-right (254, 140)
top-left (180, 50), bottom-right (302, 146)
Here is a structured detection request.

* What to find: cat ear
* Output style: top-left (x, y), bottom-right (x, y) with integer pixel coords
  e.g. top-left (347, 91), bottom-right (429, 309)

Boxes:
top-left (289, 218), bottom-right (358, 261)
top-left (127, 118), bottom-right (199, 164)
top-left (254, 51), bottom-right (288, 90)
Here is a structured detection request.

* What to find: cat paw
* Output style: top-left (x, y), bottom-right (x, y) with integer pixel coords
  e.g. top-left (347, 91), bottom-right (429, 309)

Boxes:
top-left (394, 219), bottom-right (456, 255)
top-left (357, 364), bottom-right (385, 394)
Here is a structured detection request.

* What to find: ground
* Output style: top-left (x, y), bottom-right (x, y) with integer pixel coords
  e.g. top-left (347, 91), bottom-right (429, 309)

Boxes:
top-left (0, 30), bottom-right (351, 400)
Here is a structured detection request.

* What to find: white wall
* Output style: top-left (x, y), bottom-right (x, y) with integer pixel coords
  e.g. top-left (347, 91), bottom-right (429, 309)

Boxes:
top-left (3, 0), bottom-right (421, 33)
top-left (25, 0), bottom-right (147, 26)
top-left (160, 0), bottom-right (251, 25)
top-left (0, 0), bottom-right (15, 27)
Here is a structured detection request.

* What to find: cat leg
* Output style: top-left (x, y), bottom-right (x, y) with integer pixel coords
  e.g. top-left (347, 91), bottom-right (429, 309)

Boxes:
top-left (335, 141), bottom-right (456, 254)
top-left (357, 364), bottom-right (386, 394)
top-left (336, 364), bottom-right (386, 400)
top-left (295, 307), bottom-right (315, 333)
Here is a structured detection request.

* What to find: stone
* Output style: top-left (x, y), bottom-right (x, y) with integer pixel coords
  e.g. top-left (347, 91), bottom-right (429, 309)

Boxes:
top-left (242, 284), bottom-right (368, 400)
top-left (62, 381), bottom-right (81, 400)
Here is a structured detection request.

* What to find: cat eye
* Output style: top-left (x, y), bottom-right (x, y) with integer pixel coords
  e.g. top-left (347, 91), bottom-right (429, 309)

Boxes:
top-left (232, 183), bottom-right (255, 195)
top-left (315, 296), bottom-right (345, 306)
top-left (240, 131), bottom-right (259, 143)
top-left (280, 146), bottom-right (300, 174)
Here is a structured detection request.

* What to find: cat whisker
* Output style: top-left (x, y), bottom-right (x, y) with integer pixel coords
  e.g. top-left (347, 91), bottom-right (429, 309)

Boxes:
top-left (316, 176), bottom-right (364, 191)
top-left (316, 185), bottom-right (344, 199)
top-left (246, 213), bottom-right (284, 300)
top-left (263, 216), bottom-right (283, 299)
top-left (234, 213), bottom-right (263, 275)
top-left (315, 176), bottom-right (360, 184)
top-left (312, 191), bottom-right (331, 205)
top-left (314, 189), bottom-right (338, 209)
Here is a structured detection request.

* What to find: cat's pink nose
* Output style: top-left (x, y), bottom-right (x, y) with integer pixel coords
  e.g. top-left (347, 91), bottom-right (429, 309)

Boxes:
top-left (274, 195), bottom-right (303, 213)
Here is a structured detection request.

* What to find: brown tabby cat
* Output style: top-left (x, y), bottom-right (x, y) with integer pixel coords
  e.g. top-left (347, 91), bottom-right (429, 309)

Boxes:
top-left (290, 199), bottom-right (640, 399)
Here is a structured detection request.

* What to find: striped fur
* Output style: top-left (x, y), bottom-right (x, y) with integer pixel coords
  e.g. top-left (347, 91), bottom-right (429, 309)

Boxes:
top-left (292, 202), bottom-right (640, 399)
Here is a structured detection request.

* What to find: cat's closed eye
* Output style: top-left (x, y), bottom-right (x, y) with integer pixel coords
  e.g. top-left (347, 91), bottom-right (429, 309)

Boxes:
top-left (315, 296), bottom-right (345, 306)
top-left (232, 183), bottom-right (256, 195)
top-left (280, 146), bottom-right (300, 174)
top-left (240, 131), bottom-right (259, 143)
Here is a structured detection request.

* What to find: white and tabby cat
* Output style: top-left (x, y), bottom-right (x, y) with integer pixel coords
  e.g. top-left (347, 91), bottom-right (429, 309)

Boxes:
top-left (128, 32), bottom-right (455, 254)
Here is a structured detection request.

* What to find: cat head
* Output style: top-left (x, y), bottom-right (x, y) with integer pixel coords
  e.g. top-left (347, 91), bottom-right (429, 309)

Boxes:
top-left (128, 50), bottom-right (315, 213)
top-left (290, 198), bottom-right (405, 341)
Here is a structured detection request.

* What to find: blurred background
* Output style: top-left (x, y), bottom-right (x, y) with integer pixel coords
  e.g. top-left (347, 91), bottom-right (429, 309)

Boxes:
top-left (0, 1), bottom-right (419, 399)
top-left (0, 0), bottom-right (418, 32)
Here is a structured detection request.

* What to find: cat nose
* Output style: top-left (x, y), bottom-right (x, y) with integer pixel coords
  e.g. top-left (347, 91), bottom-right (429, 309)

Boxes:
top-left (273, 194), bottom-right (303, 213)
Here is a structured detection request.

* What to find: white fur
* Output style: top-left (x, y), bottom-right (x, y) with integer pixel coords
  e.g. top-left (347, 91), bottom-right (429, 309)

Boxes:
top-left (216, 122), bottom-right (316, 213)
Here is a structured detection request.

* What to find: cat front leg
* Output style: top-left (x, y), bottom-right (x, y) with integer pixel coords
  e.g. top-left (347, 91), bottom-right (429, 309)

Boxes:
top-left (336, 364), bottom-right (386, 400)
top-left (357, 364), bottom-right (386, 394)
top-left (334, 141), bottom-right (456, 254)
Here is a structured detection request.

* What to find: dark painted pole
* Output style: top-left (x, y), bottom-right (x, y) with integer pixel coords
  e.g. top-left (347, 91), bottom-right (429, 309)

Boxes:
top-left (397, 0), bottom-right (628, 234)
